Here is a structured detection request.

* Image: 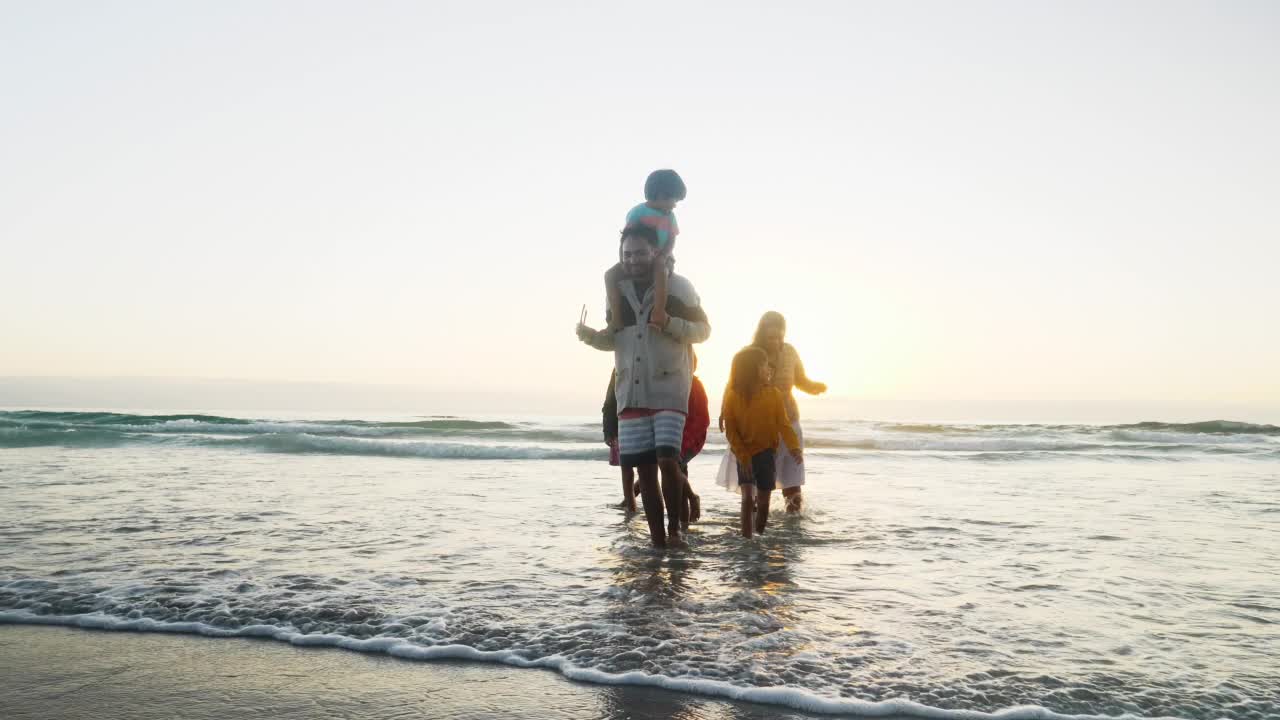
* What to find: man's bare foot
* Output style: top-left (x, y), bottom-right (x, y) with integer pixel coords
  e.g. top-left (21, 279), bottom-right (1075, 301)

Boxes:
top-left (689, 494), bottom-right (701, 522)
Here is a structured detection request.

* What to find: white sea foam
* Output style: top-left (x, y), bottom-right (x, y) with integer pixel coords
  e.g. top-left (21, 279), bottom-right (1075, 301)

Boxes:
top-left (0, 610), bottom-right (1203, 720)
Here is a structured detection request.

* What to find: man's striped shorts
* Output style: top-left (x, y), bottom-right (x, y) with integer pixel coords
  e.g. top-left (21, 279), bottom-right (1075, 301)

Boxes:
top-left (617, 409), bottom-right (686, 467)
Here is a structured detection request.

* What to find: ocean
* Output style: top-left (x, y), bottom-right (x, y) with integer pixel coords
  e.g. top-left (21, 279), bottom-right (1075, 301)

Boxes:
top-left (1, 409), bottom-right (1276, 719)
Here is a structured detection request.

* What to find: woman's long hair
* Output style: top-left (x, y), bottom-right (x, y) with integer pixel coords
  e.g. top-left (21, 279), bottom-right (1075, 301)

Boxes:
top-left (728, 346), bottom-right (769, 403)
top-left (752, 311), bottom-right (787, 349)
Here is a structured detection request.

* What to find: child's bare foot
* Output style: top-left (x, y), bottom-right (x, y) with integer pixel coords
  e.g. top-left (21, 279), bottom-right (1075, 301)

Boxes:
top-left (618, 500), bottom-right (637, 513)
top-left (648, 307), bottom-right (668, 329)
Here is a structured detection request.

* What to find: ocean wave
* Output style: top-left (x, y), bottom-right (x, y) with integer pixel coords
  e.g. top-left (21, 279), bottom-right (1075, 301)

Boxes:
top-left (1116, 420), bottom-right (1280, 436)
top-left (878, 423), bottom-right (959, 434)
top-left (0, 410), bottom-right (252, 427)
top-left (0, 425), bottom-right (603, 460)
top-left (0, 410), bottom-right (519, 431)
top-left (861, 419), bottom-right (1280, 439)
top-left (0, 427), bottom-right (140, 449)
top-left (3, 410), bottom-right (1275, 462)
top-left (205, 433), bottom-right (604, 460)
top-left (805, 437), bottom-right (1105, 452)
top-left (374, 419), bottom-right (518, 430)
top-left (0, 610), bottom-right (1193, 720)
top-left (0, 410), bottom-right (599, 446)
top-left (1106, 429), bottom-right (1274, 446)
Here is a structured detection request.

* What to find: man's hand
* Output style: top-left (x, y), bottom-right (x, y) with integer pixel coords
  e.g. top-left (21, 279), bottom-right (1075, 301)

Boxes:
top-left (576, 322), bottom-right (597, 343)
top-left (789, 448), bottom-right (804, 465)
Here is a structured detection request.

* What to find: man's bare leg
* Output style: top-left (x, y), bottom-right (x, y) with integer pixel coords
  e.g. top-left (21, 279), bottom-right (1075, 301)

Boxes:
top-left (636, 464), bottom-right (666, 548)
top-left (657, 456), bottom-right (684, 547)
top-left (620, 466), bottom-right (637, 512)
top-left (755, 490), bottom-right (773, 535)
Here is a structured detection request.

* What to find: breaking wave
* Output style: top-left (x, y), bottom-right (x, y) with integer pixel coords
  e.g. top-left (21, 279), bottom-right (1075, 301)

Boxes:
top-left (2, 410), bottom-right (1276, 462)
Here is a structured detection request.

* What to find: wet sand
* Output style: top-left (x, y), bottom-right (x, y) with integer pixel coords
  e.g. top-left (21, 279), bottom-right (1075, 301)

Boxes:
top-left (0, 625), bottom-right (858, 720)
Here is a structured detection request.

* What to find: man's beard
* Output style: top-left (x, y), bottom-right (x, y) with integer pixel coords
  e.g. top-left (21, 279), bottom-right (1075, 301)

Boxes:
top-left (625, 264), bottom-right (653, 281)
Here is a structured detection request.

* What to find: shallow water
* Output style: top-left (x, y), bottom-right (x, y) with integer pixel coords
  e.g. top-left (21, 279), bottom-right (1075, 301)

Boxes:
top-left (1, 411), bottom-right (1277, 719)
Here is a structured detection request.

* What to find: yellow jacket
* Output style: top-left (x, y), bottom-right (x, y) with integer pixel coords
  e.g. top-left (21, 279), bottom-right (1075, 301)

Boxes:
top-left (723, 386), bottom-right (800, 467)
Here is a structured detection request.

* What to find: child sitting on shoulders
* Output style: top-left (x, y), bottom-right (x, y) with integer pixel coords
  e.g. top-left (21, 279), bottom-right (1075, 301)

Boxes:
top-left (721, 346), bottom-right (802, 538)
top-left (606, 169), bottom-right (686, 332)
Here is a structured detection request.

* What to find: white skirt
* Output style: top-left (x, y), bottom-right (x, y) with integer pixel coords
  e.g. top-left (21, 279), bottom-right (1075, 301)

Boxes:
top-left (715, 421), bottom-right (805, 493)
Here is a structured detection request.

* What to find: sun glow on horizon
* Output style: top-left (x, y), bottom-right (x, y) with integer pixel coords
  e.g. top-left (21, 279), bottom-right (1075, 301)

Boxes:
top-left (1, 2), bottom-right (1277, 422)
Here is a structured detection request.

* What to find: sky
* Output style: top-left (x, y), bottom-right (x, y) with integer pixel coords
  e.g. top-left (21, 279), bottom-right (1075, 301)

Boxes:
top-left (1, 1), bottom-right (1278, 422)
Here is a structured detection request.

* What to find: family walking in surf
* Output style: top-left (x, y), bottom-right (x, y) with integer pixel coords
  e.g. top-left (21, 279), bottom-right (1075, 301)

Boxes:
top-left (576, 169), bottom-right (827, 548)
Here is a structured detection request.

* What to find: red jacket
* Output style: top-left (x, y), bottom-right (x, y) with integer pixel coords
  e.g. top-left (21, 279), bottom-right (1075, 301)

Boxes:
top-left (682, 376), bottom-right (710, 460)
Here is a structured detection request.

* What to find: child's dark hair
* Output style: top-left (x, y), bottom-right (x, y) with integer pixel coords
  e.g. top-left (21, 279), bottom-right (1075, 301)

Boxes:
top-left (644, 169), bottom-right (687, 202)
top-left (620, 223), bottom-right (661, 248)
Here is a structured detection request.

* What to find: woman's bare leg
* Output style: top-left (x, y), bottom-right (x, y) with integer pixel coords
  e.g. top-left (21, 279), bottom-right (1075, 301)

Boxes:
top-left (782, 486), bottom-right (802, 513)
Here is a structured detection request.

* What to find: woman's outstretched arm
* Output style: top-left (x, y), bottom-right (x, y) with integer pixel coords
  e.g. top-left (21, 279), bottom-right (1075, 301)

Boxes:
top-left (791, 347), bottom-right (827, 395)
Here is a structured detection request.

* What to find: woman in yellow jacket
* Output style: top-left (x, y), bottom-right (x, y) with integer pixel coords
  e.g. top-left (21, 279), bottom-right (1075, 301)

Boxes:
top-left (722, 346), bottom-right (803, 538)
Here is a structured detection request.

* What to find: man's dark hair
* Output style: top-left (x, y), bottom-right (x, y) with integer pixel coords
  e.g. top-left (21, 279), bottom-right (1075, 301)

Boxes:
top-left (644, 169), bottom-right (687, 202)
top-left (620, 223), bottom-right (661, 248)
